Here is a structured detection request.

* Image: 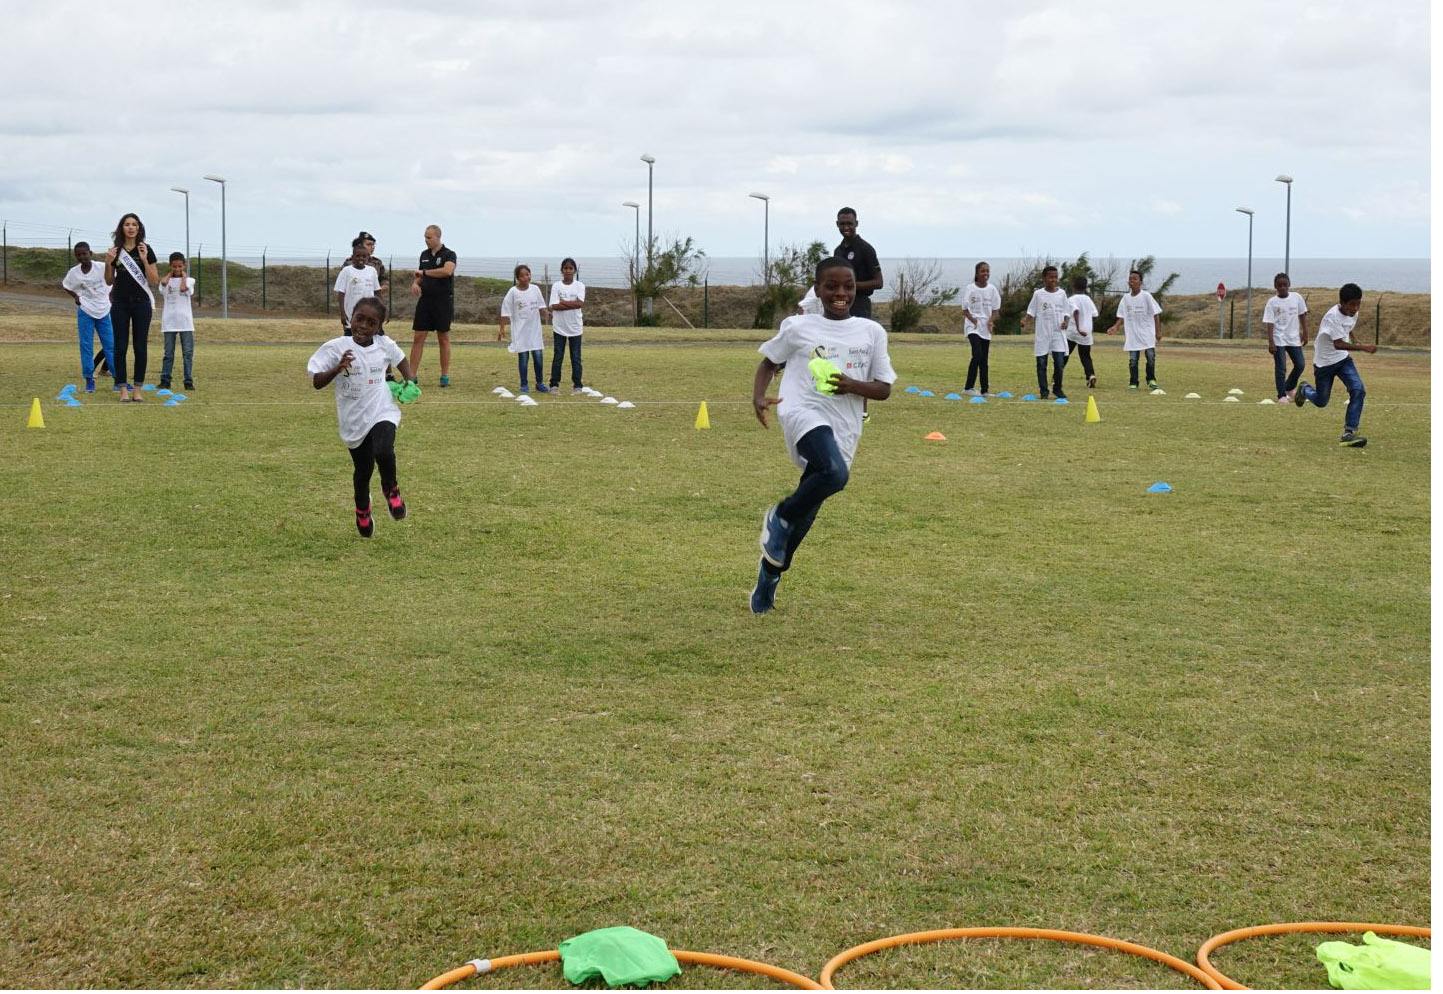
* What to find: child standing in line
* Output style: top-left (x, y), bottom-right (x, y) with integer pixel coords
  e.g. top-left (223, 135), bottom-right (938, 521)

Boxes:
top-left (1066, 274), bottom-right (1100, 389)
top-left (961, 261), bottom-right (1001, 396)
top-left (1020, 264), bottom-right (1070, 400)
top-left (1293, 282), bottom-right (1374, 447)
top-left (499, 264), bottom-right (550, 393)
top-left (548, 257), bottom-right (587, 394)
top-left (61, 242), bottom-right (115, 393)
top-left (333, 236), bottom-right (382, 336)
top-left (1263, 272), bottom-right (1309, 402)
top-left (308, 297), bottom-right (418, 537)
top-left (750, 257), bottom-right (896, 614)
top-left (1108, 269), bottom-right (1162, 390)
top-left (158, 252), bottom-right (196, 391)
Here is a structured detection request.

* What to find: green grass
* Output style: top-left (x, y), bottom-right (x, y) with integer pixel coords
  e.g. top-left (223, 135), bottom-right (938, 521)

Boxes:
top-left (0, 334), bottom-right (1429, 989)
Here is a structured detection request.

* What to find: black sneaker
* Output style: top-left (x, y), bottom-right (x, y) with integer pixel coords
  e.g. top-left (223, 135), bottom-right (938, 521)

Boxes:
top-left (1087, 375), bottom-right (1097, 388)
top-left (158, 378), bottom-right (171, 390)
top-left (1294, 383), bottom-right (1309, 408)
top-left (1040, 391), bottom-right (1051, 400)
top-left (184, 380), bottom-right (194, 391)
top-left (1054, 389), bottom-right (1067, 400)
top-left (750, 558), bottom-right (780, 614)
top-left (385, 486), bottom-right (407, 520)
top-left (355, 505), bottom-right (375, 538)
top-left (1338, 431), bottom-right (1368, 448)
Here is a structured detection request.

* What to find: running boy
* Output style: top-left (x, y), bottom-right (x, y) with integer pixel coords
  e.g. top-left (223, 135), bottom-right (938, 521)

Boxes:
top-left (1020, 264), bottom-right (1070, 400)
top-left (334, 236), bottom-right (382, 334)
top-left (308, 297), bottom-right (419, 536)
top-left (1109, 269), bottom-right (1162, 390)
top-left (158, 252), bottom-right (196, 390)
top-left (751, 257), bottom-right (896, 614)
top-left (61, 242), bottom-right (115, 393)
top-left (1067, 274), bottom-right (1100, 389)
top-left (1293, 282), bottom-right (1373, 447)
top-left (961, 261), bottom-right (1001, 396)
top-left (1263, 272), bottom-right (1309, 402)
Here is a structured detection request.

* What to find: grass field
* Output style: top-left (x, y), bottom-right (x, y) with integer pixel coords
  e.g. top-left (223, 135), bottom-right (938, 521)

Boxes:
top-left (0, 328), bottom-right (1429, 989)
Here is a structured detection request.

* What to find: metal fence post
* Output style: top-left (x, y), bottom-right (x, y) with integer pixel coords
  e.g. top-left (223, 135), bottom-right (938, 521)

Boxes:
top-left (1375, 294), bottom-right (1382, 346)
top-left (325, 251), bottom-right (331, 315)
top-left (2, 221), bottom-right (6, 283)
top-left (195, 245), bottom-right (202, 307)
top-left (262, 248), bottom-right (267, 311)
top-left (703, 278), bottom-right (709, 329)
top-left (388, 254), bottom-right (394, 313)
top-left (1228, 298), bottom-right (1235, 338)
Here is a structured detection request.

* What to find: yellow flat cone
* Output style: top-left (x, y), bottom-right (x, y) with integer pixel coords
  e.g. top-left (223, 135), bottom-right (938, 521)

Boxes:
top-left (694, 401), bottom-right (710, 429)
top-left (924, 431), bottom-right (946, 441)
top-left (1085, 395), bottom-right (1101, 423)
top-left (27, 397), bottom-right (45, 429)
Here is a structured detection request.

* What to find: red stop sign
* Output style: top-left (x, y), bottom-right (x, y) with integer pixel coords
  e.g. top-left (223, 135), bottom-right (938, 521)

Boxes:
top-left (1216, 282), bottom-right (1227, 300)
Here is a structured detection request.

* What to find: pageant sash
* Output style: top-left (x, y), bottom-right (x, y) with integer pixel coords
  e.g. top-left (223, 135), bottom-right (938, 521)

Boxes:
top-left (116, 247), bottom-right (154, 306)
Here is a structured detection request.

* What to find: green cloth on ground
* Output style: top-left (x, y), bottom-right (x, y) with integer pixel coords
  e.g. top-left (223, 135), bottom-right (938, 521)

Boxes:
top-left (1316, 931), bottom-right (1430, 990)
top-left (558, 926), bottom-right (681, 988)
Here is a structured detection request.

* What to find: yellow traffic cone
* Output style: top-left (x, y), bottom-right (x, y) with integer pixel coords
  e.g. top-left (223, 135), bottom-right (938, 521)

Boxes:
top-left (694, 401), bottom-right (710, 430)
top-left (1085, 395), bottom-right (1101, 424)
top-left (27, 397), bottom-right (45, 429)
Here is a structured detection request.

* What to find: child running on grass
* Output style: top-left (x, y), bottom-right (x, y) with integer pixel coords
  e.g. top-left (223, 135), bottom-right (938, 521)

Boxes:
top-left (308, 297), bottom-right (418, 537)
top-left (61, 242), bottom-right (115, 393)
top-left (499, 264), bottom-right (550, 394)
top-left (1067, 274), bottom-right (1100, 389)
top-left (1264, 272), bottom-right (1309, 402)
top-left (1293, 282), bottom-right (1374, 447)
top-left (750, 257), bottom-right (896, 614)
top-left (961, 261), bottom-right (1001, 396)
top-left (1020, 264), bottom-right (1070, 400)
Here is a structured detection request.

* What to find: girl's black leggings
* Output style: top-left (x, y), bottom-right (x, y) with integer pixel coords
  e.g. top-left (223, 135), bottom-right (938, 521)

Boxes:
top-left (111, 296), bottom-right (152, 387)
top-left (348, 421), bottom-right (398, 508)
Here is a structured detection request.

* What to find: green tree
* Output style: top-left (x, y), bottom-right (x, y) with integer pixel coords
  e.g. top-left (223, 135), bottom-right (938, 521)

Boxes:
top-left (752, 241), bottom-right (828, 328)
top-left (630, 236), bottom-right (707, 326)
top-left (888, 259), bottom-right (960, 332)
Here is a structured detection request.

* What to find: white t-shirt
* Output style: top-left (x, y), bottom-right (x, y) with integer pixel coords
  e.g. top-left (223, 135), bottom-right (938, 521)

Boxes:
top-left (797, 286), bottom-right (823, 315)
top-left (962, 282), bottom-right (1002, 339)
top-left (159, 275), bottom-right (196, 332)
top-left (549, 279), bottom-right (586, 337)
top-left (1067, 293), bottom-right (1099, 345)
top-left (62, 263), bottom-right (112, 319)
top-left (1312, 304), bottom-right (1357, 368)
top-left (307, 335), bottom-right (406, 448)
top-left (1117, 290), bottom-right (1162, 350)
top-left (1026, 287), bottom-right (1070, 356)
top-left (502, 284), bottom-right (547, 352)
top-left (333, 263), bottom-right (381, 323)
top-left (1262, 292), bottom-right (1309, 347)
top-left (758, 313), bottom-right (897, 470)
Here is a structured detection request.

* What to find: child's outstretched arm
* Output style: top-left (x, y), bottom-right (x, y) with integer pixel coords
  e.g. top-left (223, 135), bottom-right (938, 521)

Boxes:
top-left (752, 358), bottom-right (782, 427)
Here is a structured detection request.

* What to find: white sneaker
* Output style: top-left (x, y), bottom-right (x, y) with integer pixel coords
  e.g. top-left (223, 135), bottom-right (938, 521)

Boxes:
top-left (964, 388), bottom-right (982, 397)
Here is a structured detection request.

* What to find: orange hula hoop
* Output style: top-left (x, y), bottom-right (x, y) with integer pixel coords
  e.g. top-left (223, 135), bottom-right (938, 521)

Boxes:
top-left (818, 926), bottom-right (1222, 990)
top-left (1196, 920), bottom-right (1431, 990)
top-left (421, 947), bottom-right (824, 990)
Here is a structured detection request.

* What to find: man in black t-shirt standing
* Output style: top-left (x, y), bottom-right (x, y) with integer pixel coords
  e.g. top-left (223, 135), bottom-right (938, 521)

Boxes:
top-left (834, 207), bottom-right (883, 319)
top-left (409, 224), bottom-right (458, 386)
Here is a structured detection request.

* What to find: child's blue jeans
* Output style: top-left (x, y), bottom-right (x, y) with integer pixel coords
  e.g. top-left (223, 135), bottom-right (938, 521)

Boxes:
top-left (161, 330), bottom-right (194, 383)
top-left (766, 425), bottom-right (850, 576)
top-left (1300, 357), bottom-right (1365, 432)
top-left (1272, 345), bottom-right (1305, 397)
top-left (517, 349), bottom-right (543, 387)
top-left (1035, 351), bottom-right (1066, 395)
top-left (550, 333), bottom-right (583, 389)
top-left (78, 310), bottom-right (115, 381)
top-left (1128, 347), bottom-right (1156, 385)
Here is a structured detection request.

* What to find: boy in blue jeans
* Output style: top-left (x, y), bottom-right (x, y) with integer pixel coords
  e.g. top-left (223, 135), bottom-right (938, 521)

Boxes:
top-left (61, 242), bottom-right (116, 393)
top-left (1293, 283), bottom-right (1374, 447)
top-left (158, 252), bottom-right (196, 390)
top-left (751, 257), bottom-right (896, 614)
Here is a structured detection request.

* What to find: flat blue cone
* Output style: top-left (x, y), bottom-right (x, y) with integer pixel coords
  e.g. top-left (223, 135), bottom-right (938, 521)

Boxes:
top-left (60, 384), bottom-right (76, 395)
top-left (171, 393), bottom-right (187, 401)
top-left (56, 393), bottom-right (72, 402)
top-left (920, 390), bottom-right (934, 397)
top-left (141, 383), bottom-right (156, 392)
top-left (164, 398), bottom-right (181, 406)
top-left (1021, 393), bottom-right (1037, 402)
top-left (969, 395), bottom-right (987, 403)
top-left (156, 389), bottom-right (173, 397)
top-left (998, 391), bottom-right (1013, 398)
top-left (65, 397), bottom-right (84, 407)
top-left (905, 385), bottom-right (921, 393)
top-left (1054, 397), bottom-right (1069, 404)
top-left (1147, 482), bottom-right (1173, 494)
top-left (945, 392), bottom-right (961, 400)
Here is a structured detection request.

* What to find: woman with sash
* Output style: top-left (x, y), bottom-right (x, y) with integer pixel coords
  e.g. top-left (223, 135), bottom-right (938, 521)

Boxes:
top-left (104, 213), bottom-right (159, 402)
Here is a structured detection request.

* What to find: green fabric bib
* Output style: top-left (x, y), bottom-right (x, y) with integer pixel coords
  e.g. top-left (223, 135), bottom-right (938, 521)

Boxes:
top-left (1316, 931), bottom-right (1430, 990)
top-left (558, 926), bottom-right (682, 988)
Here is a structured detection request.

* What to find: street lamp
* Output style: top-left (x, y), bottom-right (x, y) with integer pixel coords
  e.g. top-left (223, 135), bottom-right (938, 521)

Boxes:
top-left (749, 192), bottom-right (770, 286)
top-left (640, 154), bottom-right (655, 317)
top-left (170, 186), bottom-right (190, 260)
top-left (1236, 207), bottom-right (1254, 339)
top-left (203, 174), bottom-right (227, 318)
top-left (1275, 174), bottom-right (1293, 278)
top-left (622, 201), bottom-right (640, 324)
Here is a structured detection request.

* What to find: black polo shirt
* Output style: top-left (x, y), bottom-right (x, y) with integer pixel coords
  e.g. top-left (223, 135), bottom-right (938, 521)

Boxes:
top-left (834, 235), bottom-right (880, 297)
top-left (417, 245), bottom-right (457, 301)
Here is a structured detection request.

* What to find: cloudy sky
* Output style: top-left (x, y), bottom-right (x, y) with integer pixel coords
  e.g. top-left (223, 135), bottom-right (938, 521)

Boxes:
top-left (1, 0), bottom-right (1430, 268)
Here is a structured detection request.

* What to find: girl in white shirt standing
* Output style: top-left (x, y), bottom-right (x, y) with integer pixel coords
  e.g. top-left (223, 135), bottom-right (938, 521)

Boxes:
top-left (961, 261), bottom-right (1001, 395)
top-left (499, 264), bottom-right (550, 394)
top-left (547, 257), bottom-right (586, 394)
top-left (308, 297), bottom-right (418, 537)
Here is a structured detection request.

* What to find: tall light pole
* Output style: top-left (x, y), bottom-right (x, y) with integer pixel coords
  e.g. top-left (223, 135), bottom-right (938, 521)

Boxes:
top-left (203, 174), bottom-right (227, 318)
top-left (1236, 207), bottom-right (1255, 339)
top-left (170, 186), bottom-right (190, 260)
top-left (749, 192), bottom-right (770, 286)
top-left (622, 201), bottom-right (640, 325)
top-left (640, 154), bottom-right (655, 317)
top-left (1275, 174), bottom-right (1293, 277)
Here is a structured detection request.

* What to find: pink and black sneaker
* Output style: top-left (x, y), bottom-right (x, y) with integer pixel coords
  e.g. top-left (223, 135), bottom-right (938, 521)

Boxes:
top-left (385, 486), bottom-right (407, 521)
top-left (355, 504), bottom-right (375, 538)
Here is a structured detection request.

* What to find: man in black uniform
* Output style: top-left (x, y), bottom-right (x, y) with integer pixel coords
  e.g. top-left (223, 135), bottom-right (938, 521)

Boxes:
top-left (833, 207), bottom-right (883, 319)
top-left (409, 224), bottom-right (458, 386)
